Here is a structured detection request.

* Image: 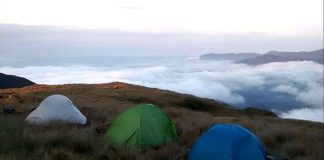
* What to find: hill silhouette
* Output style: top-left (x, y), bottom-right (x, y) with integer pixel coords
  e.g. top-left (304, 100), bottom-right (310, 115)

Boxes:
top-left (200, 49), bottom-right (324, 65)
top-left (200, 52), bottom-right (259, 61)
top-left (238, 49), bottom-right (323, 65)
top-left (0, 73), bottom-right (35, 89)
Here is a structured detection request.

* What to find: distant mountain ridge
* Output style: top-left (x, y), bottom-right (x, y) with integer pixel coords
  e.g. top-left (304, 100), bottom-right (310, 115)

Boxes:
top-left (200, 49), bottom-right (324, 65)
top-left (0, 73), bottom-right (35, 89)
top-left (237, 54), bottom-right (305, 65)
top-left (200, 52), bottom-right (259, 61)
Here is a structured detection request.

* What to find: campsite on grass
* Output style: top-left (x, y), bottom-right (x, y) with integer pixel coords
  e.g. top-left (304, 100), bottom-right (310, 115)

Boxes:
top-left (0, 0), bottom-right (323, 159)
top-left (1, 83), bottom-right (322, 159)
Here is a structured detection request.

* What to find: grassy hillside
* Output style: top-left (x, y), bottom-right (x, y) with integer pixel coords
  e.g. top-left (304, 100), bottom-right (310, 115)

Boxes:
top-left (0, 82), bottom-right (323, 160)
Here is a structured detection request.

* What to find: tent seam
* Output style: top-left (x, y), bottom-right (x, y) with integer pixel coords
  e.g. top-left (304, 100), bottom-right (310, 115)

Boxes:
top-left (138, 106), bottom-right (144, 148)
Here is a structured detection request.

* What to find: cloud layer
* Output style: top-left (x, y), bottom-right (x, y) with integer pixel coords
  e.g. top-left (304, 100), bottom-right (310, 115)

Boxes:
top-left (0, 24), bottom-right (323, 60)
top-left (0, 59), bottom-right (323, 122)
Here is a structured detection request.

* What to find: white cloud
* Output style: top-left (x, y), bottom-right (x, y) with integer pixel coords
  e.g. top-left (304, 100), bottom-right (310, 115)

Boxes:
top-left (297, 83), bottom-right (324, 108)
top-left (280, 108), bottom-right (323, 122)
top-left (0, 24), bottom-right (322, 58)
top-left (0, 60), bottom-right (323, 122)
top-left (150, 78), bottom-right (245, 105)
top-left (271, 85), bottom-right (299, 95)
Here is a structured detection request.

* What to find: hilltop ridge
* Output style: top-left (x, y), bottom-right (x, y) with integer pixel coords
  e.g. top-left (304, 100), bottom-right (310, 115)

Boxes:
top-left (0, 73), bottom-right (35, 89)
top-left (0, 82), bottom-right (276, 117)
top-left (200, 48), bottom-right (324, 65)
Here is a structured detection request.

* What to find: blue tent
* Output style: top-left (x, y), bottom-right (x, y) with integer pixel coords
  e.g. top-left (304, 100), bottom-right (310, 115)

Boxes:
top-left (188, 124), bottom-right (266, 160)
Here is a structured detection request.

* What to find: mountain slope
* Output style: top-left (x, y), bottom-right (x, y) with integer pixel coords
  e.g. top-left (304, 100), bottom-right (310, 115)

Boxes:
top-left (0, 82), bottom-right (322, 160)
top-left (266, 49), bottom-right (323, 59)
top-left (237, 49), bottom-right (323, 65)
top-left (237, 54), bottom-right (305, 65)
top-left (0, 82), bottom-right (276, 117)
top-left (200, 49), bottom-right (323, 65)
top-left (265, 48), bottom-right (324, 64)
top-left (0, 73), bottom-right (35, 89)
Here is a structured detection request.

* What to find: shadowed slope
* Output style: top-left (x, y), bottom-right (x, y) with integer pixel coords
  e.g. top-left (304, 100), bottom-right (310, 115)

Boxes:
top-left (0, 73), bottom-right (35, 89)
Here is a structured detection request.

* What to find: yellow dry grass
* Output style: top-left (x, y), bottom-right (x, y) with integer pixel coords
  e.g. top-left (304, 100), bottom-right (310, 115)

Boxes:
top-left (0, 82), bottom-right (323, 160)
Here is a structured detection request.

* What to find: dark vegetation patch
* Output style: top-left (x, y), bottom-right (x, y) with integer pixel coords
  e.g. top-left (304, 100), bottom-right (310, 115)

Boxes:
top-left (243, 107), bottom-right (278, 117)
top-left (178, 97), bottom-right (207, 110)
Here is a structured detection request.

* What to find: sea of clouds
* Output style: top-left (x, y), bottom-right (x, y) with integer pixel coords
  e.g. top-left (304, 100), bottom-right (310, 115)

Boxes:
top-left (0, 58), bottom-right (323, 122)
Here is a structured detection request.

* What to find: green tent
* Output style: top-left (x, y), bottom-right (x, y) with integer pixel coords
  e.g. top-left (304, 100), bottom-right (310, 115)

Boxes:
top-left (104, 104), bottom-right (178, 149)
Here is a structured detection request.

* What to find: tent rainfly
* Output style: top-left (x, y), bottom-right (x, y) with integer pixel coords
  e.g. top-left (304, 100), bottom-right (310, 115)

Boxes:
top-left (188, 124), bottom-right (267, 160)
top-left (25, 94), bottom-right (86, 125)
top-left (104, 104), bottom-right (178, 149)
